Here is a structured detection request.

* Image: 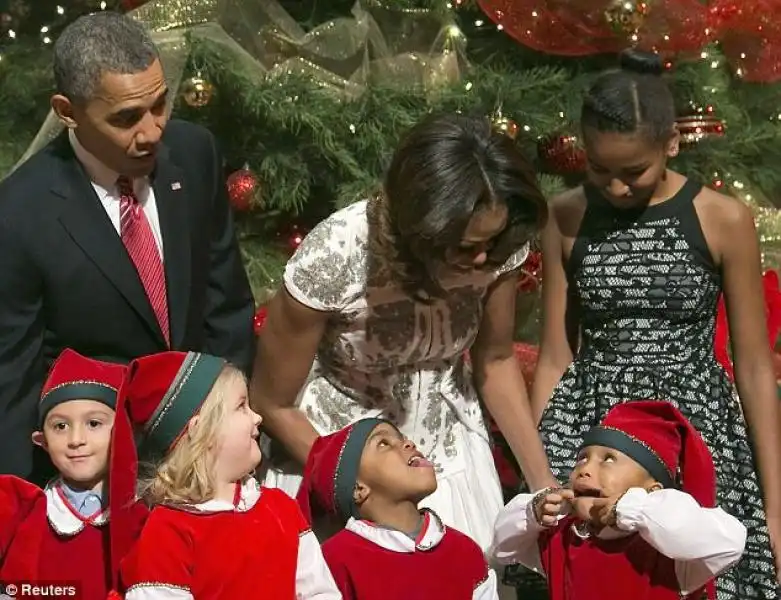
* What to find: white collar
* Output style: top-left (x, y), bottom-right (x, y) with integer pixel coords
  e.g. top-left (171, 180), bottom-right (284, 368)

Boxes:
top-left (344, 509), bottom-right (446, 553)
top-left (68, 128), bottom-right (120, 191)
top-left (171, 477), bottom-right (262, 514)
top-left (45, 481), bottom-right (109, 537)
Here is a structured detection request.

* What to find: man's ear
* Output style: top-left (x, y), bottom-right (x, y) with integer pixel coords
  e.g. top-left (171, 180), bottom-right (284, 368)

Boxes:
top-left (31, 430), bottom-right (47, 449)
top-left (51, 94), bottom-right (78, 129)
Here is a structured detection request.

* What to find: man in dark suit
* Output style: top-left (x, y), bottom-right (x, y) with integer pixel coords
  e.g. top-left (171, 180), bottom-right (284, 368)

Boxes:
top-left (0, 12), bottom-right (255, 482)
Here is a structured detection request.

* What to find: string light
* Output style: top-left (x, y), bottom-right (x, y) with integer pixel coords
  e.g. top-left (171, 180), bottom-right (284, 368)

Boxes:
top-left (446, 24), bottom-right (463, 39)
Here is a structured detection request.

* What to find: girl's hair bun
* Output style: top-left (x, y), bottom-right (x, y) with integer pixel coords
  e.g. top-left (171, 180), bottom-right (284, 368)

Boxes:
top-left (619, 48), bottom-right (664, 76)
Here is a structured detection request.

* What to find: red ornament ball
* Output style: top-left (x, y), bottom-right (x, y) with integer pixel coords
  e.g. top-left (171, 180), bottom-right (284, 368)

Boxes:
top-left (227, 169), bottom-right (260, 212)
top-left (537, 133), bottom-right (587, 174)
top-left (287, 225), bottom-right (308, 252)
top-left (253, 306), bottom-right (268, 335)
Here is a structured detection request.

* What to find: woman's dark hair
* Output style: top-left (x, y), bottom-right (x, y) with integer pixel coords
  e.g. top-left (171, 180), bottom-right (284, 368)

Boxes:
top-left (370, 112), bottom-right (547, 301)
top-left (581, 49), bottom-right (675, 142)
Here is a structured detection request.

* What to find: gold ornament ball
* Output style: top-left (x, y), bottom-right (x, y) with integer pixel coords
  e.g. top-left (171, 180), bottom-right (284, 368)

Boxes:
top-left (181, 76), bottom-right (214, 108)
top-left (604, 0), bottom-right (650, 35)
top-left (492, 115), bottom-right (520, 140)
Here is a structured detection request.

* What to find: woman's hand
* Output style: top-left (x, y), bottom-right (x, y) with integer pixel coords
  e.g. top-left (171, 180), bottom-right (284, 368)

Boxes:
top-left (471, 273), bottom-right (557, 491)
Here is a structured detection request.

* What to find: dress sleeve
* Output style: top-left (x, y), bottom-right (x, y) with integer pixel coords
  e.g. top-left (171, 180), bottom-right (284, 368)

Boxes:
top-left (0, 475), bottom-right (44, 558)
top-left (473, 569), bottom-right (499, 600)
top-left (615, 487), bottom-right (747, 594)
top-left (283, 205), bottom-right (364, 312)
top-left (122, 509), bottom-right (194, 600)
top-left (296, 531), bottom-right (342, 599)
top-left (257, 488), bottom-right (341, 599)
top-left (495, 242), bottom-right (530, 277)
top-left (321, 541), bottom-right (356, 600)
top-left (489, 492), bottom-right (550, 574)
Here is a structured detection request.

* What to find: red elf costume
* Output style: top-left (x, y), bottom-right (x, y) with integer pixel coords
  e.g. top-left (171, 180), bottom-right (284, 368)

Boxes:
top-left (114, 351), bottom-right (341, 600)
top-left (491, 401), bottom-right (747, 600)
top-left (297, 418), bottom-right (498, 600)
top-left (0, 349), bottom-right (148, 600)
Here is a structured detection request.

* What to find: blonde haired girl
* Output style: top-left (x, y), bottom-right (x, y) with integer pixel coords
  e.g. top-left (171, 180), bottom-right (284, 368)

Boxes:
top-left (108, 351), bottom-right (341, 600)
top-left (138, 365), bottom-right (241, 506)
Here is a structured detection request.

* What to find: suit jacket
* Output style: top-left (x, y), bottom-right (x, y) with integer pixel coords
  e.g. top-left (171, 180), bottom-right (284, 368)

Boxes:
top-left (0, 119), bottom-right (255, 481)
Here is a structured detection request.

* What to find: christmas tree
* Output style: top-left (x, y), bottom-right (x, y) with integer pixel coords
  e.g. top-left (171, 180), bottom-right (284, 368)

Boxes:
top-left (1, 0), bottom-right (780, 311)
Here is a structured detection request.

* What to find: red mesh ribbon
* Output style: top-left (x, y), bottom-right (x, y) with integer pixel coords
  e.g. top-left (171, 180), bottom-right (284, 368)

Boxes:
top-left (714, 270), bottom-right (781, 379)
top-left (476, 0), bottom-right (711, 56)
top-left (709, 0), bottom-right (781, 82)
top-left (518, 251), bottom-right (542, 293)
top-left (120, 0), bottom-right (151, 9)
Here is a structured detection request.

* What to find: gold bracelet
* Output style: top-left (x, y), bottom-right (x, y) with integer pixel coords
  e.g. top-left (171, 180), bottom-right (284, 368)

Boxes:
top-left (607, 490), bottom-right (628, 527)
top-left (531, 486), bottom-right (559, 526)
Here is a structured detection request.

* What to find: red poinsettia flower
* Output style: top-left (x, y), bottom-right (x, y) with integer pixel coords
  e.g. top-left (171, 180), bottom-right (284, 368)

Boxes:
top-left (714, 270), bottom-right (781, 379)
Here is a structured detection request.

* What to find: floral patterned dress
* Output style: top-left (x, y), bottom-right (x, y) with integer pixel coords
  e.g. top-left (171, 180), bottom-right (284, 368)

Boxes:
top-left (262, 199), bottom-right (528, 551)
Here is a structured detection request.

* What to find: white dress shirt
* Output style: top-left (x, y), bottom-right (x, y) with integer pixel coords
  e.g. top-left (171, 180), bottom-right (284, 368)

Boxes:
top-left (68, 129), bottom-right (164, 256)
top-left (490, 487), bottom-right (747, 595)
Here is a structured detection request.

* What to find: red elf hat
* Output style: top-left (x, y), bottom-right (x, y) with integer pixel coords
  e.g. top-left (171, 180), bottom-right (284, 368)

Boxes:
top-left (297, 418), bottom-right (387, 523)
top-left (581, 401), bottom-right (716, 509)
top-left (108, 351), bottom-right (226, 590)
top-left (39, 349), bottom-right (126, 426)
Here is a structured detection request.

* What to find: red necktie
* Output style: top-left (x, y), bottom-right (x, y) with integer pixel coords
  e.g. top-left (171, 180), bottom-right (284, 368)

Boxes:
top-left (117, 176), bottom-right (170, 346)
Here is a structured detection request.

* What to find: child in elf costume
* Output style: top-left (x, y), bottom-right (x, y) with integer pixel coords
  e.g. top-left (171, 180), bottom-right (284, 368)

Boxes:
top-left (297, 417), bottom-right (499, 600)
top-left (490, 401), bottom-right (747, 600)
top-left (0, 349), bottom-right (148, 600)
top-left (115, 351), bottom-right (341, 600)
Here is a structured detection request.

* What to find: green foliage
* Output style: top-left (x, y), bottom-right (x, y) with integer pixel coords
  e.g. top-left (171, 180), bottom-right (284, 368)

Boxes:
top-left (1, 0), bottom-right (780, 298)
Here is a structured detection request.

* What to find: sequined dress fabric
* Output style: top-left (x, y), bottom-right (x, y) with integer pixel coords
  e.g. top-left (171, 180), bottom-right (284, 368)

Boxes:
top-left (263, 199), bottom-right (529, 553)
top-left (537, 180), bottom-right (778, 598)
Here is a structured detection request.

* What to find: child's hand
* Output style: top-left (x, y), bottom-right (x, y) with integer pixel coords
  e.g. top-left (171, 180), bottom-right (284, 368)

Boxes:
top-left (533, 488), bottom-right (575, 527)
top-left (572, 493), bottom-right (624, 527)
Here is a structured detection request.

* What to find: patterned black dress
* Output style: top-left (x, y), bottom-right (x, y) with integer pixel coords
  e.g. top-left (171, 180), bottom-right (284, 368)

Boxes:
top-left (537, 179), bottom-right (778, 598)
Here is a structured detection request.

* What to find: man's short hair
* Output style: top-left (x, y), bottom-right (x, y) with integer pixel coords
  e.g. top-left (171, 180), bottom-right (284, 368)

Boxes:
top-left (53, 12), bottom-right (159, 103)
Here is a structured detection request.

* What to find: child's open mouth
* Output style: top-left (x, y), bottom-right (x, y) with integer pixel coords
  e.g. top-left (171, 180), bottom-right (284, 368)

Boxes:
top-left (407, 453), bottom-right (434, 469)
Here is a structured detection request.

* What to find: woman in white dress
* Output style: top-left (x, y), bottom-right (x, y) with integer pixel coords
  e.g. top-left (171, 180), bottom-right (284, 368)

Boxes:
top-left (251, 113), bottom-right (556, 557)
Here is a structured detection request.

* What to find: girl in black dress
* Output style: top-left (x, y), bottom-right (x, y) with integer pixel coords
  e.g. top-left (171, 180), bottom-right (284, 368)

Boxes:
top-left (531, 49), bottom-right (781, 598)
